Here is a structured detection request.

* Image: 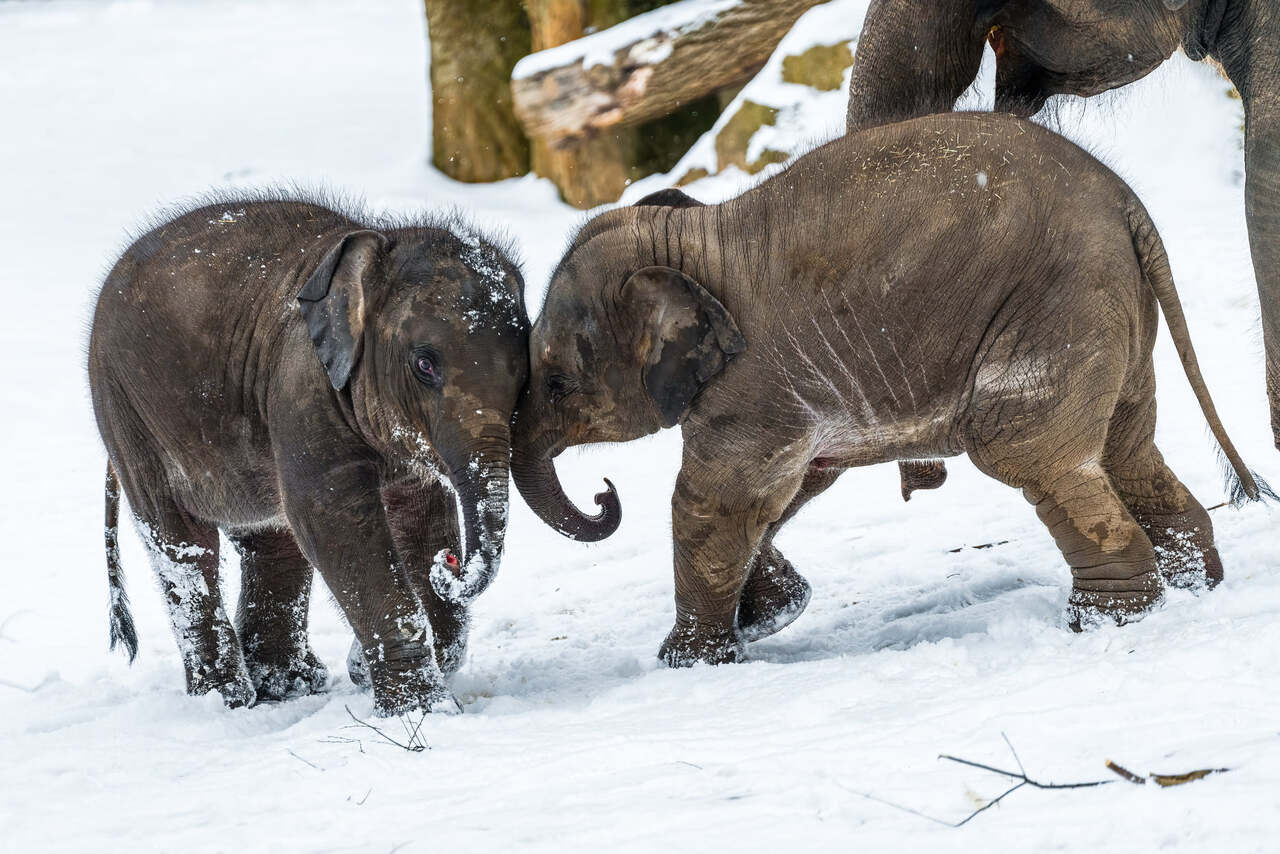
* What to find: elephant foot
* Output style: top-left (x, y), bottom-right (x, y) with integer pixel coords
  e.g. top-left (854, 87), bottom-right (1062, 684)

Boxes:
top-left (899, 460), bottom-right (948, 501)
top-left (245, 647), bottom-right (329, 701)
top-left (188, 658), bottom-right (257, 709)
top-left (737, 547), bottom-right (812, 643)
top-left (1066, 582), bottom-right (1162, 632)
top-left (658, 619), bottom-right (744, 668)
top-left (367, 646), bottom-right (460, 717)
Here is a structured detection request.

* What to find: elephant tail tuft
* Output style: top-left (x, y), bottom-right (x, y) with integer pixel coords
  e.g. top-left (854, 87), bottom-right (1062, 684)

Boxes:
top-left (105, 462), bottom-right (138, 663)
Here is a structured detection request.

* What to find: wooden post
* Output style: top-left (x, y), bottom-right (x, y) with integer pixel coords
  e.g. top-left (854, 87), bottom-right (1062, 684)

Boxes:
top-left (424, 0), bottom-right (531, 182)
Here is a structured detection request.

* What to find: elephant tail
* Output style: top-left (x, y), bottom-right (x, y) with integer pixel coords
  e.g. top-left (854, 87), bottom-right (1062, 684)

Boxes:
top-left (105, 462), bottom-right (138, 663)
top-left (1128, 206), bottom-right (1271, 506)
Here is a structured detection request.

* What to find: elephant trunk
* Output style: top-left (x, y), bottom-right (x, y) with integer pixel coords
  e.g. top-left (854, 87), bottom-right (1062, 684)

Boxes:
top-left (846, 0), bottom-right (988, 132)
top-left (1243, 82), bottom-right (1280, 450)
top-left (510, 408), bottom-right (621, 542)
top-left (427, 431), bottom-right (513, 605)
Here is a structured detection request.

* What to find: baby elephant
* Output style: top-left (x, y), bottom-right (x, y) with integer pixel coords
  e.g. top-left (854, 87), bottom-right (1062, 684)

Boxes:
top-left (512, 112), bottom-right (1263, 667)
top-left (90, 194), bottom-right (528, 714)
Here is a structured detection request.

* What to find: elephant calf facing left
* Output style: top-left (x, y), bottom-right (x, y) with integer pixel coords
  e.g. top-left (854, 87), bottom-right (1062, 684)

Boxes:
top-left (512, 113), bottom-right (1263, 667)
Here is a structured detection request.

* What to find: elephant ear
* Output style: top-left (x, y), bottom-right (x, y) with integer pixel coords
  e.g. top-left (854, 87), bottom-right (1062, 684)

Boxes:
top-left (623, 266), bottom-right (746, 428)
top-left (295, 230), bottom-right (387, 390)
top-left (633, 188), bottom-right (704, 209)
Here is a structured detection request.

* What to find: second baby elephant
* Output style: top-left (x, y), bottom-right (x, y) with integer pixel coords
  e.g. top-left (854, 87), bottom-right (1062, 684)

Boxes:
top-left (90, 194), bottom-right (528, 714)
top-left (511, 112), bottom-right (1262, 667)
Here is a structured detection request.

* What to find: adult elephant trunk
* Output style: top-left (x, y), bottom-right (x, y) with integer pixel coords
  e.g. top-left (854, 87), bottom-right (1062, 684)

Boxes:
top-left (1243, 83), bottom-right (1280, 450)
top-left (846, 0), bottom-right (988, 131)
top-left (427, 433), bottom-right (513, 605)
top-left (510, 407), bottom-right (621, 542)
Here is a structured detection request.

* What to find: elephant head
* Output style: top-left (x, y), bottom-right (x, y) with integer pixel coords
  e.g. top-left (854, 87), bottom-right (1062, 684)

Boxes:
top-left (511, 200), bottom-right (745, 541)
top-left (297, 225), bottom-right (529, 604)
top-left (847, 0), bottom-right (1280, 449)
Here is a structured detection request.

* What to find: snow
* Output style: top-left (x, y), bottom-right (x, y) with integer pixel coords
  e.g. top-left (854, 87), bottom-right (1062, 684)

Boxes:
top-left (511, 0), bottom-right (741, 78)
top-left (1, 0), bottom-right (1278, 851)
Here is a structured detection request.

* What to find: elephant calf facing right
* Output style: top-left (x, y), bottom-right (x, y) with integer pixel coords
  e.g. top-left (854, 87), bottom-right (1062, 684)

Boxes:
top-left (512, 113), bottom-right (1263, 667)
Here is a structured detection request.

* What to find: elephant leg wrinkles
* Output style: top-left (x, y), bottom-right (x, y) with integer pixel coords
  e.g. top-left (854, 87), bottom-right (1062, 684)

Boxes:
top-left (1102, 390), bottom-right (1223, 590)
top-left (230, 528), bottom-right (328, 701)
top-left (662, 435), bottom-right (810, 667)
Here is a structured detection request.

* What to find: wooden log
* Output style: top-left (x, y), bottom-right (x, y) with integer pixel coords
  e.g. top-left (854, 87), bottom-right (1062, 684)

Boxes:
top-left (512, 0), bottom-right (825, 147)
top-left (424, 0), bottom-right (531, 182)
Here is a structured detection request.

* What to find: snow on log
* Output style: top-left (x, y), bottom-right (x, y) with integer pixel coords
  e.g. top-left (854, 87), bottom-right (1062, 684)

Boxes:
top-left (511, 0), bottom-right (826, 147)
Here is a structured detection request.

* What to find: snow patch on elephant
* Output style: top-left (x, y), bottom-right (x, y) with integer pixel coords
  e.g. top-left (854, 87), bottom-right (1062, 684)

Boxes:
top-left (135, 523), bottom-right (254, 706)
top-left (429, 453), bottom-right (509, 605)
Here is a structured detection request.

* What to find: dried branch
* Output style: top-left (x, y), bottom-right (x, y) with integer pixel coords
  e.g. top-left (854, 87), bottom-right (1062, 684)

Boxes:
top-left (286, 749), bottom-right (323, 771)
top-left (344, 705), bottom-right (430, 753)
top-left (843, 734), bottom-right (1232, 828)
top-left (1105, 760), bottom-right (1146, 785)
top-left (1107, 760), bottom-right (1229, 787)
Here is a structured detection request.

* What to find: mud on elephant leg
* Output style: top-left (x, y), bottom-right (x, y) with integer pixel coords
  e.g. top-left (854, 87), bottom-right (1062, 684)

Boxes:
top-left (231, 528), bottom-right (328, 701)
top-left (135, 501), bottom-right (255, 708)
top-left (1102, 399), bottom-right (1223, 590)
top-left (1026, 463), bottom-right (1162, 629)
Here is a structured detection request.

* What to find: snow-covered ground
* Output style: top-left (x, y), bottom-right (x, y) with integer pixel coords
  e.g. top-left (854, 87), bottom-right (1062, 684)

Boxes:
top-left (2, 1), bottom-right (1277, 850)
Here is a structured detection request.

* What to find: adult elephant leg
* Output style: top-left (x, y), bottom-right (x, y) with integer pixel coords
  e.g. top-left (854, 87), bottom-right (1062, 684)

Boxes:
top-left (660, 438), bottom-right (808, 667)
top-left (846, 0), bottom-right (988, 131)
top-left (1243, 88), bottom-right (1280, 450)
top-left (736, 465), bottom-right (840, 643)
top-left (382, 478), bottom-right (469, 676)
top-left (1102, 392), bottom-right (1223, 590)
top-left (133, 495), bottom-right (255, 707)
top-left (230, 528), bottom-right (328, 701)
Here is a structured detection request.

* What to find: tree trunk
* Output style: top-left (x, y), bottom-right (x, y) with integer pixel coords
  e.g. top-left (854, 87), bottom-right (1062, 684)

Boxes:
top-left (424, 0), bottom-right (531, 182)
top-left (527, 0), bottom-right (631, 207)
top-left (512, 0), bottom-right (824, 147)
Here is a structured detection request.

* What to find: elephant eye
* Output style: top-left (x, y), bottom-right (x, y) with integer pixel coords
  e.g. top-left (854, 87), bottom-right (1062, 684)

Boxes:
top-left (411, 348), bottom-right (442, 387)
top-left (547, 373), bottom-right (577, 403)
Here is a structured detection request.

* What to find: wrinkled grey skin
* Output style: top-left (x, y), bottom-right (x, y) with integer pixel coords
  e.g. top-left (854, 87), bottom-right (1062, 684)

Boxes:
top-left (90, 195), bottom-right (528, 714)
top-left (847, 0), bottom-right (1280, 472)
top-left (513, 113), bottom-right (1259, 667)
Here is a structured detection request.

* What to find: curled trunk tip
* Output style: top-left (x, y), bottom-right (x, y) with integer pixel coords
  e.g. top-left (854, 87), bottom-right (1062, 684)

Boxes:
top-left (511, 438), bottom-right (622, 542)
